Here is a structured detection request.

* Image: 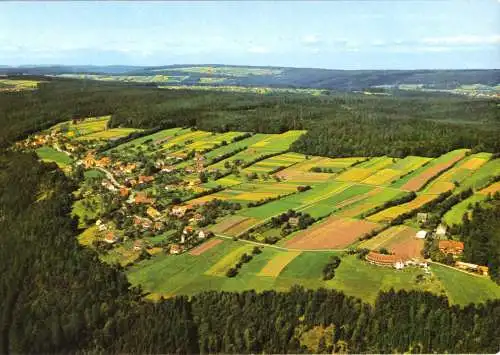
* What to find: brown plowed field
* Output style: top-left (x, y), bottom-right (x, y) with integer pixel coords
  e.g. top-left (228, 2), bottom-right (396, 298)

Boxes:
top-left (359, 225), bottom-right (422, 260)
top-left (189, 238), bottom-right (223, 256)
top-left (401, 154), bottom-right (465, 191)
top-left (284, 216), bottom-right (380, 249)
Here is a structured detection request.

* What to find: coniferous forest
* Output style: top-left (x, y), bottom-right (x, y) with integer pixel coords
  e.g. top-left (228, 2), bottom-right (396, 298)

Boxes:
top-left (1, 77), bottom-right (500, 353)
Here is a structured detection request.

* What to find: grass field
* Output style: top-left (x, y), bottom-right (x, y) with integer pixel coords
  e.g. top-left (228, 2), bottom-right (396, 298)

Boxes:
top-left (205, 244), bottom-right (254, 276)
top-left (72, 196), bottom-right (101, 228)
top-left (456, 158), bottom-right (500, 192)
top-left (442, 194), bottom-right (488, 226)
top-left (431, 263), bottom-right (500, 306)
top-left (35, 146), bottom-right (72, 167)
top-left (125, 237), bottom-right (497, 305)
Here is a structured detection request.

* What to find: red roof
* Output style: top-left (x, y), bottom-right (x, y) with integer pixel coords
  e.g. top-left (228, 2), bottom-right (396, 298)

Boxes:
top-left (439, 240), bottom-right (464, 252)
top-left (366, 251), bottom-right (397, 265)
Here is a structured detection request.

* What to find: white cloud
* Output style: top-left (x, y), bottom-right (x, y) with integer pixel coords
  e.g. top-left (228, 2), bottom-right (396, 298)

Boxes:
top-left (301, 34), bottom-right (321, 45)
top-left (421, 35), bottom-right (500, 46)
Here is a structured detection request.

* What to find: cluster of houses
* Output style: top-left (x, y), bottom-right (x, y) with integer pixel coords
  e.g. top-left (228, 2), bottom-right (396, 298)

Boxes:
top-left (366, 220), bottom-right (489, 276)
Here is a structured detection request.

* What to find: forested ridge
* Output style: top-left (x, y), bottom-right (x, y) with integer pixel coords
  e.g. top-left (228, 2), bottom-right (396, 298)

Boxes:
top-left (1, 77), bottom-right (500, 353)
top-left (1, 77), bottom-right (499, 157)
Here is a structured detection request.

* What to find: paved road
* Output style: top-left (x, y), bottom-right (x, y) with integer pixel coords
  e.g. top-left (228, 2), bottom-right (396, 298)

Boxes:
top-left (95, 167), bottom-right (124, 188)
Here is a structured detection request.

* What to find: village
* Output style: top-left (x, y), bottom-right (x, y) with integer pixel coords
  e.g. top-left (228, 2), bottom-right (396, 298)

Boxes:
top-left (20, 116), bottom-right (496, 282)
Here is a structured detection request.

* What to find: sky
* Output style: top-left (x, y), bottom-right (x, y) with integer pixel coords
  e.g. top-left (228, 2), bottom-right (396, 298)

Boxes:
top-left (0, 1), bottom-right (499, 69)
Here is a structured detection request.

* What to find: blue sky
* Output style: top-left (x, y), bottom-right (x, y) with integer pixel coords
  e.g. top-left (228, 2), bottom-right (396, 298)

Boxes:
top-left (0, 1), bottom-right (498, 69)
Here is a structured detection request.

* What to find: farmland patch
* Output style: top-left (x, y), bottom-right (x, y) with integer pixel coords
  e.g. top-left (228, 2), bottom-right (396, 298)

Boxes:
top-left (284, 216), bottom-right (380, 250)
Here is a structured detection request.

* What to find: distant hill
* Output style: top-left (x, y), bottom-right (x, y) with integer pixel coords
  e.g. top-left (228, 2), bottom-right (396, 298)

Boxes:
top-left (1, 64), bottom-right (498, 91)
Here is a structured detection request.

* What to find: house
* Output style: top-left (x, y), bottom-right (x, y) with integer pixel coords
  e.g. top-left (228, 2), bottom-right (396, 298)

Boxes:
top-left (435, 224), bottom-right (447, 237)
top-left (288, 217), bottom-right (300, 227)
top-left (439, 240), bottom-right (464, 255)
top-left (478, 266), bottom-right (489, 276)
top-left (198, 230), bottom-right (208, 240)
top-left (104, 232), bottom-right (118, 244)
top-left (101, 179), bottom-right (117, 191)
top-left (83, 154), bottom-right (96, 168)
top-left (170, 244), bottom-right (183, 255)
top-left (171, 205), bottom-right (190, 218)
top-left (146, 207), bottom-right (162, 220)
top-left (366, 251), bottom-right (405, 269)
top-left (154, 221), bottom-right (164, 231)
top-left (95, 157), bottom-right (111, 168)
top-left (138, 175), bottom-right (154, 184)
top-left (194, 212), bottom-right (204, 221)
top-left (134, 192), bottom-right (155, 205)
top-left (123, 163), bottom-right (137, 174)
top-left (161, 166), bottom-right (175, 173)
top-left (98, 223), bottom-right (108, 232)
top-left (119, 187), bottom-right (130, 198)
top-left (416, 230), bottom-right (427, 239)
top-left (183, 226), bottom-right (194, 235)
top-left (417, 212), bottom-right (428, 224)
top-left (133, 216), bottom-right (153, 230)
top-left (133, 240), bottom-right (144, 251)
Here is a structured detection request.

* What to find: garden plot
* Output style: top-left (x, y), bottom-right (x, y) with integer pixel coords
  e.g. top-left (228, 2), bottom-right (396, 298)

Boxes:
top-left (189, 238), bottom-right (223, 256)
top-left (258, 251), bottom-right (302, 277)
top-left (242, 153), bottom-right (305, 175)
top-left (52, 116), bottom-right (110, 138)
top-left (209, 131), bottom-right (305, 172)
top-left (284, 215), bottom-right (380, 250)
top-left (210, 215), bottom-right (261, 236)
top-left (366, 194), bottom-right (437, 223)
top-left (108, 127), bottom-right (186, 152)
top-left (335, 188), bottom-right (406, 218)
top-left (456, 158), bottom-right (500, 192)
top-left (76, 128), bottom-right (140, 141)
top-left (423, 152), bottom-right (492, 194)
top-left (393, 149), bottom-right (468, 191)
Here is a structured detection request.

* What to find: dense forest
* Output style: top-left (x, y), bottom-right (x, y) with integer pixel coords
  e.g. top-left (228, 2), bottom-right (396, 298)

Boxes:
top-left (1, 77), bottom-right (500, 353)
top-left (453, 199), bottom-right (500, 284)
top-left (1, 77), bottom-right (499, 157)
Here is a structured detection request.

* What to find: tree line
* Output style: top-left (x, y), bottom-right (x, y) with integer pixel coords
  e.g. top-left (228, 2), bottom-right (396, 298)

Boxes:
top-left (1, 77), bottom-right (499, 157)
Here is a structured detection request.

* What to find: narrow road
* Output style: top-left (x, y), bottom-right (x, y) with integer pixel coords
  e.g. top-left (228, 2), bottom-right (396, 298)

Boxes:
top-left (95, 167), bottom-right (124, 188)
top-left (215, 233), bottom-right (347, 253)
